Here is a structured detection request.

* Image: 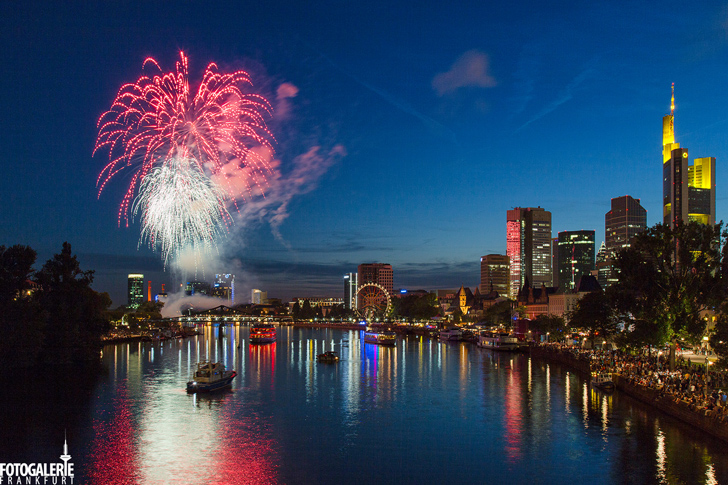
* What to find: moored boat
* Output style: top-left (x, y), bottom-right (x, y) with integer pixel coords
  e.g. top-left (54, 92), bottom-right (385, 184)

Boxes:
top-left (250, 323), bottom-right (276, 344)
top-left (364, 329), bottom-right (397, 346)
top-left (317, 350), bottom-right (340, 363)
top-left (477, 331), bottom-right (521, 351)
top-left (439, 327), bottom-right (463, 341)
top-left (591, 372), bottom-right (615, 391)
top-left (186, 361), bottom-right (237, 393)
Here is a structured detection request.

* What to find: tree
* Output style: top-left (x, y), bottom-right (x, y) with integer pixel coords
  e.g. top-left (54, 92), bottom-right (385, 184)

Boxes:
top-left (292, 301), bottom-right (301, 319)
top-left (709, 306), bottom-right (728, 368)
top-left (0, 245), bottom-right (44, 368)
top-left (35, 242), bottom-right (111, 364)
top-left (482, 300), bottom-right (513, 328)
top-left (136, 300), bottom-right (163, 320)
top-left (568, 292), bottom-right (616, 346)
top-left (609, 222), bottom-right (724, 349)
top-left (531, 314), bottom-right (569, 341)
top-left (392, 293), bottom-right (439, 322)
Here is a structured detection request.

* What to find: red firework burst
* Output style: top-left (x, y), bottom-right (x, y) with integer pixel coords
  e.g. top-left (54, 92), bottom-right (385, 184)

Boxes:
top-left (94, 51), bottom-right (275, 225)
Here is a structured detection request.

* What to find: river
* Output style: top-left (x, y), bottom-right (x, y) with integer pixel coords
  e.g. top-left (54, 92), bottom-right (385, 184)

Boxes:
top-left (2, 325), bottom-right (727, 484)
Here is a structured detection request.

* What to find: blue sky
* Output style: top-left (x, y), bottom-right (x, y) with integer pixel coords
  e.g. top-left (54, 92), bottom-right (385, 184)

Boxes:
top-left (3, 1), bottom-right (728, 306)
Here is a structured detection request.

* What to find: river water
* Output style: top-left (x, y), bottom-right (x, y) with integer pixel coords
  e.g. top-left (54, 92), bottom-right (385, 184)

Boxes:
top-left (2, 325), bottom-right (728, 484)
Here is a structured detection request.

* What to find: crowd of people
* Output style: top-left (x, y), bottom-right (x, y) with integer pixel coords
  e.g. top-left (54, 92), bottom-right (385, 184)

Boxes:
top-left (540, 343), bottom-right (728, 421)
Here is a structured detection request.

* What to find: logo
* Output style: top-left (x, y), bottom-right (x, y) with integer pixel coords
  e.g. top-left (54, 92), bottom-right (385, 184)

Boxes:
top-left (0, 437), bottom-right (75, 484)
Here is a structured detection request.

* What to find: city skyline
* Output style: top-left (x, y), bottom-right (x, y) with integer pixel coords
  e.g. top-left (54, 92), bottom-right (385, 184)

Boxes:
top-left (2, 2), bottom-right (728, 306)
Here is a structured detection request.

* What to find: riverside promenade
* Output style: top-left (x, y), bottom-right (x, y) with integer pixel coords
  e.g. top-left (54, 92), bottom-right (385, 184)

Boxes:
top-left (531, 344), bottom-right (728, 443)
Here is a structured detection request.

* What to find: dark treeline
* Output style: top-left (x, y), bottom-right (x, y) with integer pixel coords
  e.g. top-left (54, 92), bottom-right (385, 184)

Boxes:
top-left (0, 242), bottom-right (110, 370)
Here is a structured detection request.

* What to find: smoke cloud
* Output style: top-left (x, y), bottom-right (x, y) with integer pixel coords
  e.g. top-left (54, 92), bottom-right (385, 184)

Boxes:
top-left (432, 50), bottom-right (497, 96)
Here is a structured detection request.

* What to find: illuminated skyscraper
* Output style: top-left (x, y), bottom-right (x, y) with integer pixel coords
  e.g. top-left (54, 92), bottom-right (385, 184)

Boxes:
top-left (662, 84), bottom-right (716, 228)
top-left (480, 254), bottom-right (509, 296)
top-left (343, 272), bottom-right (358, 310)
top-left (557, 230), bottom-right (595, 292)
top-left (185, 281), bottom-right (211, 296)
top-left (506, 207), bottom-right (552, 299)
top-left (127, 274), bottom-right (144, 309)
top-left (357, 263), bottom-right (393, 295)
top-left (212, 274), bottom-right (235, 302)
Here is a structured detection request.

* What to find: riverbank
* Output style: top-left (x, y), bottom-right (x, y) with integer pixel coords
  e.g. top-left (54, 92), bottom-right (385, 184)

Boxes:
top-left (530, 344), bottom-right (728, 443)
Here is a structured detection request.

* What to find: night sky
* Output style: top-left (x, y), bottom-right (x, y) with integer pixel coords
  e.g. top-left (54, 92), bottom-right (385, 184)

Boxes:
top-left (3, 1), bottom-right (728, 307)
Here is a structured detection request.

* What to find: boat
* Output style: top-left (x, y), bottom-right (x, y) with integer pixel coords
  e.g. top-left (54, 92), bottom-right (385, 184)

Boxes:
top-left (317, 350), bottom-right (340, 363)
top-left (364, 328), bottom-right (397, 346)
top-left (477, 331), bottom-right (521, 351)
top-left (186, 361), bottom-right (237, 393)
top-left (439, 327), bottom-right (463, 341)
top-left (591, 372), bottom-right (615, 391)
top-left (249, 323), bottom-right (276, 344)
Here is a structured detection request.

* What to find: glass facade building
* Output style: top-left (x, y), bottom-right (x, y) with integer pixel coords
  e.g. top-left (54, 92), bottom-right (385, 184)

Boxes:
top-left (344, 272), bottom-right (358, 310)
top-left (127, 274), bottom-right (144, 309)
top-left (506, 207), bottom-right (552, 298)
top-left (480, 254), bottom-right (509, 297)
top-left (557, 230), bottom-right (595, 292)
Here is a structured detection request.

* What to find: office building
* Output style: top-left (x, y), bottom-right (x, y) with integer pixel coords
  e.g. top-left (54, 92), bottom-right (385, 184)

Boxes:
top-left (605, 195), bottom-right (647, 256)
top-left (357, 263), bottom-right (393, 295)
top-left (212, 274), bottom-right (235, 302)
top-left (551, 237), bottom-right (559, 290)
top-left (480, 254), bottom-right (509, 297)
top-left (662, 84), bottom-right (716, 228)
top-left (185, 281), bottom-right (211, 296)
top-left (344, 272), bottom-right (358, 310)
top-left (506, 207), bottom-right (552, 298)
top-left (557, 230), bottom-right (595, 292)
top-left (127, 274), bottom-right (144, 309)
top-left (252, 289), bottom-right (267, 305)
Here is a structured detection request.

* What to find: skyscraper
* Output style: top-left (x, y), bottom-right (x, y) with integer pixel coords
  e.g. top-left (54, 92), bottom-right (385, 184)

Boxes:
top-left (480, 254), bottom-right (509, 296)
top-left (344, 272), bottom-right (358, 310)
top-left (127, 274), bottom-right (144, 309)
top-left (557, 230), bottom-right (595, 292)
top-left (212, 274), bottom-right (235, 302)
top-left (506, 207), bottom-right (552, 298)
top-left (251, 289), bottom-right (267, 304)
top-left (185, 281), bottom-right (211, 296)
top-left (605, 195), bottom-right (647, 256)
top-left (662, 84), bottom-right (716, 228)
top-left (357, 263), bottom-right (393, 295)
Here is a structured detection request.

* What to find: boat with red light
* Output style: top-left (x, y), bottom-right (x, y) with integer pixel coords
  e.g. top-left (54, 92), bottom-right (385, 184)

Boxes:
top-left (250, 323), bottom-right (276, 344)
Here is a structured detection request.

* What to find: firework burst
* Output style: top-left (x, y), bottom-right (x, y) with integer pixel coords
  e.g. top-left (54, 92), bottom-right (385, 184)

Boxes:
top-left (94, 51), bottom-right (275, 261)
top-left (132, 157), bottom-right (231, 264)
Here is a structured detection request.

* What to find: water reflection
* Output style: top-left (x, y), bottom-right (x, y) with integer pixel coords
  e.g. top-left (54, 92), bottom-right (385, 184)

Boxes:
top-left (15, 327), bottom-right (722, 484)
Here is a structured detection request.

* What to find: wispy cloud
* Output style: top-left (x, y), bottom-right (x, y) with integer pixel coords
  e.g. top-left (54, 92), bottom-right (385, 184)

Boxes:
top-left (516, 58), bottom-right (599, 132)
top-left (275, 82), bottom-right (299, 120)
top-left (432, 50), bottom-right (497, 96)
top-left (310, 47), bottom-right (459, 145)
top-left (234, 144), bottom-right (347, 246)
top-left (509, 43), bottom-right (543, 119)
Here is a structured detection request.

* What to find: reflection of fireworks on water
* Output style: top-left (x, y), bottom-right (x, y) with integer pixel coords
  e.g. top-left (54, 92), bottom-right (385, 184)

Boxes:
top-left (132, 158), bottom-right (231, 264)
top-left (94, 51), bottom-right (274, 261)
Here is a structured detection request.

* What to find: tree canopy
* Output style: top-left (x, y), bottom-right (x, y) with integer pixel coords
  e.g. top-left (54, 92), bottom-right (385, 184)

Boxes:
top-left (609, 222), bottom-right (724, 348)
top-left (0, 242), bottom-right (110, 369)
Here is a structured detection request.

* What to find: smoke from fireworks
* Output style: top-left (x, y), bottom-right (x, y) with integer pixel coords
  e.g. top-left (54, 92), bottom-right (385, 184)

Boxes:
top-left (94, 51), bottom-right (274, 262)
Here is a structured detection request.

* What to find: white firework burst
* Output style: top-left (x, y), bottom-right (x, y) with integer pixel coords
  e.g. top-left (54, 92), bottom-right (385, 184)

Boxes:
top-left (132, 157), bottom-right (231, 264)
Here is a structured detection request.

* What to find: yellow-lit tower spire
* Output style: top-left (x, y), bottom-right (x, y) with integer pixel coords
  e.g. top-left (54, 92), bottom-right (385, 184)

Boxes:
top-left (663, 83), bottom-right (679, 163)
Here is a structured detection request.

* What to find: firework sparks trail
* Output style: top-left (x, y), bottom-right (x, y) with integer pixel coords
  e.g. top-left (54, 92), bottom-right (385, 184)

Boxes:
top-left (132, 157), bottom-right (231, 264)
top-left (94, 51), bottom-right (275, 261)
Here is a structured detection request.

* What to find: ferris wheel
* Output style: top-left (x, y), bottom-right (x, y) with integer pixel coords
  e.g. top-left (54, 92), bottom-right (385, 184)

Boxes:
top-left (356, 283), bottom-right (392, 319)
